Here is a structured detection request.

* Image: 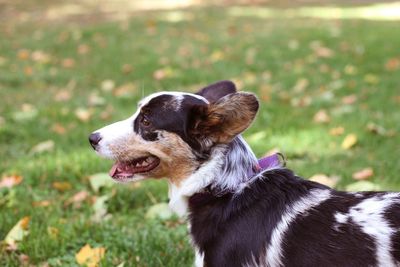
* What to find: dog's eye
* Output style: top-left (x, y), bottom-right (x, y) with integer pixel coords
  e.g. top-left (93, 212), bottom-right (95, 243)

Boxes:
top-left (141, 116), bottom-right (151, 126)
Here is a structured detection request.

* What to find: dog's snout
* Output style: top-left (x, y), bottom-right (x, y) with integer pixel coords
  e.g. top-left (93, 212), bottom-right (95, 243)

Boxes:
top-left (89, 132), bottom-right (102, 149)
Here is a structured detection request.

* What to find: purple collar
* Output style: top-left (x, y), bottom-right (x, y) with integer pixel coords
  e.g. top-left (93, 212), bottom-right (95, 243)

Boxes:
top-left (253, 153), bottom-right (284, 175)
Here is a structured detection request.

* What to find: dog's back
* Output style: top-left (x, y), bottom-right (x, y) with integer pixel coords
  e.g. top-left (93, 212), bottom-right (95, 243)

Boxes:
top-left (189, 168), bottom-right (400, 267)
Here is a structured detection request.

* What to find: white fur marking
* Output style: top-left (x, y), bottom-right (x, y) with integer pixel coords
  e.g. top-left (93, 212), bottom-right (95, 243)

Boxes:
top-left (266, 189), bottom-right (331, 267)
top-left (347, 193), bottom-right (399, 267)
top-left (168, 147), bottom-right (225, 216)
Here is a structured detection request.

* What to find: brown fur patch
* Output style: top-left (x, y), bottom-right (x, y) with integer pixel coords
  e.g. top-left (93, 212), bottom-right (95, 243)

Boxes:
top-left (109, 131), bottom-right (198, 186)
top-left (191, 92), bottom-right (259, 144)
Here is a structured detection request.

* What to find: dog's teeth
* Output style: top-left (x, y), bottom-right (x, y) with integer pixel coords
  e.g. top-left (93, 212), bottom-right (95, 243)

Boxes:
top-left (145, 158), bottom-right (151, 163)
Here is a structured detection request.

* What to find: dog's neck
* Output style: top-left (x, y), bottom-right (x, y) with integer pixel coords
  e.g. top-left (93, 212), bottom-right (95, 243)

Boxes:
top-left (168, 136), bottom-right (258, 216)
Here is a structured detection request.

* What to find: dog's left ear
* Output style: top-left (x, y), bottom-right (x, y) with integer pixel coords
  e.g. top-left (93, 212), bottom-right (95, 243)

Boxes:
top-left (190, 92), bottom-right (259, 144)
top-left (196, 80), bottom-right (237, 103)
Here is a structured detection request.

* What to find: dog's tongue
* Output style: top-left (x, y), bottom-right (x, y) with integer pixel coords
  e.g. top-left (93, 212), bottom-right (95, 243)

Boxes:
top-left (109, 162), bottom-right (135, 178)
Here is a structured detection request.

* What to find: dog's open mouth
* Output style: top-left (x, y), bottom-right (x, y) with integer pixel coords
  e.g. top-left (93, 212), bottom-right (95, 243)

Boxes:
top-left (109, 155), bottom-right (160, 180)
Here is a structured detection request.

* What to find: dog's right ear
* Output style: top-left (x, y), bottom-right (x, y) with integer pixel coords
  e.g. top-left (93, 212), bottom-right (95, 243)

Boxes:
top-left (196, 80), bottom-right (237, 103)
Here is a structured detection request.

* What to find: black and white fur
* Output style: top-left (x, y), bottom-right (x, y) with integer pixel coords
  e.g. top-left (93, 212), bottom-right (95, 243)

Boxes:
top-left (89, 80), bottom-right (400, 267)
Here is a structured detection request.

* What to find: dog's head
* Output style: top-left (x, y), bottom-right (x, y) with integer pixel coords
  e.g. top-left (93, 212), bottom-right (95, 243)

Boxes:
top-left (89, 80), bottom-right (259, 186)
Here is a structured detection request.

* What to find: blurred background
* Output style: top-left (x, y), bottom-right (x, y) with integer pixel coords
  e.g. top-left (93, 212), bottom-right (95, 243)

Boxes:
top-left (1, 0), bottom-right (399, 266)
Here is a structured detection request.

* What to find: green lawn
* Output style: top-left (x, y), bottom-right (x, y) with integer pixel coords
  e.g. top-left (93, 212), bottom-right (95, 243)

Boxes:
top-left (1, 4), bottom-right (400, 266)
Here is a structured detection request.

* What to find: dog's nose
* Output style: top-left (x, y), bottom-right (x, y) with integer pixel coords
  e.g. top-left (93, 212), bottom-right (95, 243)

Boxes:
top-left (89, 132), bottom-right (102, 149)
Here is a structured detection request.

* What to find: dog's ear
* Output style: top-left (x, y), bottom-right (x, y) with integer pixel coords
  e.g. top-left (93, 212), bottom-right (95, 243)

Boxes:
top-left (190, 92), bottom-right (259, 144)
top-left (196, 80), bottom-right (237, 103)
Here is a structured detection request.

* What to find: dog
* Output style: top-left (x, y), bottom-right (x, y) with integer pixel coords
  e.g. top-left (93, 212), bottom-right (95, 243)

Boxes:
top-left (89, 80), bottom-right (400, 267)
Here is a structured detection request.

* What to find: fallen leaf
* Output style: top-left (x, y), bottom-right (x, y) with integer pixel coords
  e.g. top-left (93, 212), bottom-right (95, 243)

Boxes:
top-left (62, 58), bottom-right (75, 68)
top-left (352, 168), bottom-right (374, 180)
top-left (52, 181), bottom-right (72, 192)
top-left (75, 108), bottom-right (92, 122)
top-left (31, 50), bottom-right (50, 63)
top-left (313, 109), bottom-right (330, 124)
top-left (54, 90), bottom-right (72, 102)
top-left (341, 134), bottom-right (358, 149)
top-left (30, 140), bottom-right (55, 154)
top-left (113, 83), bottom-right (137, 98)
top-left (32, 200), bottom-right (51, 207)
top-left (12, 105), bottom-right (38, 121)
top-left (329, 127), bottom-right (345, 136)
top-left (292, 78), bottom-right (309, 93)
top-left (309, 174), bottom-right (340, 188)
top-left (47, 226), bottom-right (59, 239)
top-left (145, 203), bottom-right (174, 220)
top-left (341, 94), bottom-right (357, 105)
top-left (92, 195), bottom-right (111, 222)
top-left (344, 65), bottom-right (357, 75)
top-left (17, 49), bottom-right (30, 60)
top-left (366, 122), bottom-right (387, 136)
top-left (89, 173), bottom-right (114, 193)
top-left (364, 74), bottom-right (379, 84)
top-left (77, 44), bottom-right (90, 55)
top-left (385, 57), bottom-right (400, 71)
top-left (346, 181), bottom-right (381, 192)
top-left (19, 254), bottom-right (30, 266)
top-left (51, 123), bottom-right (66, 135)
top-left (314, 46), bottom-right (334, 58)
top-left (101, 80), bottom-right (115, 92)
top-left (65, 190), bottom-right (89, 207)
top-left (88, 93), bottom-right (105, 106)
top-left (24, 66), bottom-right (34, 76)
top-left (75, 244), bottom-right (105, 267)
top-left (121, 64), bottom-right (133, 74)
top-left (4, 217), bottom-right (30, 247)
top-left (0, 175), bottom-right (23, 189)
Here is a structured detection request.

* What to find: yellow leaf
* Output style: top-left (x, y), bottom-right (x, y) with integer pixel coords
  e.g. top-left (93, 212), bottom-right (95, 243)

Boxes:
top-left (4, 217), bottom-right (30, 246)
top-left (341, 133), bottom-right (358, 149)
top-left (76, 244), bottom-right (106, 267)
top-left (52, 181), bottom-right (72, 192)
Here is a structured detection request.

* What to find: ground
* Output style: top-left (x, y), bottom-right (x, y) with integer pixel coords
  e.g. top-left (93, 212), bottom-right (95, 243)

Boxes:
top-left (0, 1), bottom-right (399, 266)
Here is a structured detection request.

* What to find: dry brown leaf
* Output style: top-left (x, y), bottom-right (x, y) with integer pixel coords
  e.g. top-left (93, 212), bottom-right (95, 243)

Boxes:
top-left (52, 181), bottom-right (72, 192)
top-left (62, 58), bottom-right (75, 68)
top-left (54, 90), bottom-right (72, 102)
top-left (293, 78), bottom-right (309, 93)
top-left (31, 140), bottom-right (55, 154)
top-left (341, 94), bottom-right (357, 105)
top-left (18, 49), bottom-right (30, 60)
top-left (24, 66), bottom-right (34, 76)
top-left (77, 44), bottom-right (90, 55)
top-left (341, 134), bottom-right (358, 149)
top-left (65, 191), bottom-right (89, 207)
top-left (309, 174), bottom-right (339, 188)
top-left (0, 175), bottom-right (23, 189)
top-left (329, 127), bottom-right (345, 136)
top-left (121, 64), bottom-right (133, 74)
top-left (51, 123), bottom-right (66, 135)
top-left (385, 58), bottom-right (400, 71)
top-left (31, 50), bottom-right (50, 63)
top-left (315, 47), bottom-right (334, 58)
top-left (76, 244), bottom-right (105, 267)
top-left (75, 108), bottom-right (92, 122)
top-left (352, 167), bottom-right (374, 180)
top-left (32, 200), bottom-right (51, 207)
top-left (313, 109), bottom-right (330, 124)
top-left (113, 83), bottom-right (137, 98)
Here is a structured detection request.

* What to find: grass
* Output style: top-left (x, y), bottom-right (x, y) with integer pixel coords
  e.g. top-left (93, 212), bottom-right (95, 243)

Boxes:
top-left (1, 4), bottom-right (400, 266)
